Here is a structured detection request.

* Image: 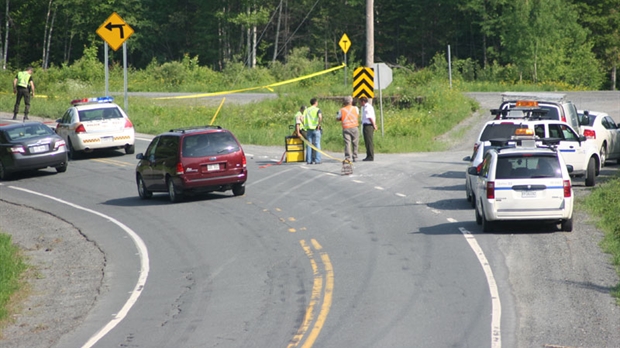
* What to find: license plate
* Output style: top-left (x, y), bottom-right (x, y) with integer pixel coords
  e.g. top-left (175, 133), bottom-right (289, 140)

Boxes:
top-left (30, 145), bottom-right (48, 153)
top-left (521, 191), bottom-right (537, 198)
top-left (101, 136), bottom-right (113, 143)
top-left (207, 164), bottom-right (219, 171)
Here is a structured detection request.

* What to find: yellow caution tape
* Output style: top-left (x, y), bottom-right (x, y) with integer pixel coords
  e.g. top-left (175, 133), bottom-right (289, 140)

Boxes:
top-left (155, 63), bottom-right (346, 100)
top-left (298, 131), bottom-right (351, 164)
top-left (209, 98), bottom-right (226, 125)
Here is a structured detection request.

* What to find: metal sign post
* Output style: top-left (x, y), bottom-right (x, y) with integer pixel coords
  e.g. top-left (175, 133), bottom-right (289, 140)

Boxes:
top-left (372, 63), bottom-right (392, 137)
top-left (96, 12), bottom-right (134, 111)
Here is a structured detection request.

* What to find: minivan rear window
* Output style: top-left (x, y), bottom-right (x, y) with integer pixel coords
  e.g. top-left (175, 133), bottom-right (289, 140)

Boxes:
top-left (182, 132), bottom-right (240, 157)
top-left (496, 154), bottom-right (562, 179)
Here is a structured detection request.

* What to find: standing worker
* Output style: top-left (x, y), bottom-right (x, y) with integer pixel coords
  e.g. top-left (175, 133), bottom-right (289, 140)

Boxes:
top-left (336, 96), bottom-right (359, 162)
top-left (360, 96), bottom-right (377, 161)
top-left (294, 105), bottom-right (307, 139)
top-left (304, 98), bottom-right (323, 164)
top-left (12, 67), bottom-right (35, 121)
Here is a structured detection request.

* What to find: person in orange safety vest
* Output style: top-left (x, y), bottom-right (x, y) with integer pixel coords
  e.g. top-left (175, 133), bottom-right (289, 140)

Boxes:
top-left (336, 96), bottom-right (360, 162)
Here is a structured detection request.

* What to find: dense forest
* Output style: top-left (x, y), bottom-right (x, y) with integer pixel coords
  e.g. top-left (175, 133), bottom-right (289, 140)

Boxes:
top-left (2, 0), bottom-right (620, 89)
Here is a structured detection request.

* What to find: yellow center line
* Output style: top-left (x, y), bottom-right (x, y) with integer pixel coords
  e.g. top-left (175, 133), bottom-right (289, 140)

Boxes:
top-left (288, 239), bottom-right (334, 348)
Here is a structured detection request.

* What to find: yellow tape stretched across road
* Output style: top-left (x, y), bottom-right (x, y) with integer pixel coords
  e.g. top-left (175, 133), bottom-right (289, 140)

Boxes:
top-left (298, 131), bottom-right (351, 164)
top-left (154, 63), bottom-right (346, 100)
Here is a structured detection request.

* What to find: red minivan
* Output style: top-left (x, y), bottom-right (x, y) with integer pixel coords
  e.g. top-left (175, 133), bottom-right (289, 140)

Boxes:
top-left (135, 125), bottom-right (247, 202)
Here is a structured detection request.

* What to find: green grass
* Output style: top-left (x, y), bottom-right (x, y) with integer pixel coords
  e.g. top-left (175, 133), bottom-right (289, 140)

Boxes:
top-left (582, 177), bottom-right (620, 302)
top-left (0, 232), bottom-right (28, 329)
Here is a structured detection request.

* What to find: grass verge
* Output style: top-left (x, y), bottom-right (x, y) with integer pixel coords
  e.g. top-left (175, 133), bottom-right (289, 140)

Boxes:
top-left (0, 232), bottom-right (28, 334)
top-left (582, 176), bottom-right (620, 302)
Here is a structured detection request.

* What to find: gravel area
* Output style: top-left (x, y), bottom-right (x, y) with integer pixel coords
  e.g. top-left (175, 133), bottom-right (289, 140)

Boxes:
top-left (0, 200), bottom-right (104, 347)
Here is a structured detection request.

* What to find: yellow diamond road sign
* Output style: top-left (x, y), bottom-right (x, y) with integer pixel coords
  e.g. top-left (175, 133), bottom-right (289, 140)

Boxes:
top-left (96, 12), bottom-right (134, 51)
top-left (353, 67), bottom-right (374, 99)
top-left (339, 33), bottom-right (351, 54)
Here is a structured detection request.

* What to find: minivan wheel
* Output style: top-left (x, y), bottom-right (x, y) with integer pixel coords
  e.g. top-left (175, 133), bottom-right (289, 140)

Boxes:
top-left (482, 210), bottom-right (494, 233)
top-left (232, 183), bottom-right (245, 196)
top-left (137, 174), bottom-right (152, 199)
top-left (125, 144), bottom-right (135, 155)
top-left (585, 157), bottom-right (596, 187)
top-left (561, 217), bottom-right (573, 232)
top-left (475, 202), bottom-right (482, 225)
top-left (167, 177), bottom-right (182, 203)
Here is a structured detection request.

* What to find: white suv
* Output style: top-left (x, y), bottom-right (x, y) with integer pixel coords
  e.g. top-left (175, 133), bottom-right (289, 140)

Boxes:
top-left (469, 133), bottom-right (574, 232)
top-left (474, 119), bottom-right (600, 186)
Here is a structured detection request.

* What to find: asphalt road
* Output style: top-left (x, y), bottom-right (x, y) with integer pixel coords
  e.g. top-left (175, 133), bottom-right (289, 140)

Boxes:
top-left (1, 91), bottom-right (620, 347)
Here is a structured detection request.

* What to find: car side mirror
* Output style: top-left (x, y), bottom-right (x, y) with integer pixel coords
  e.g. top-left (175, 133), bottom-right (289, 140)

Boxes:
top-left (578, 135), bottom-right (587, 142)
top-left (136, 153), bottom-right (144, 160)
top-left (579, 114), bottom-right (590, 126)
top-left (467, 166), bottom-right (479, 175)
top-left (566, 164), bottom-right (574, 173)
top-left (463, 156), bottom-right (471, 162)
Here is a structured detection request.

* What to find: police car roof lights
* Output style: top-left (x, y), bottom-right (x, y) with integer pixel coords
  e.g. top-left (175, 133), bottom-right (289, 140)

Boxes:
top-left (70, 96), bottom-right (114, 105)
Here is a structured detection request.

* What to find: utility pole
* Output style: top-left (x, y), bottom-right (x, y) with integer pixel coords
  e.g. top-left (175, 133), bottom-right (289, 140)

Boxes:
top-left (365, 0), bottom-right (374, 67)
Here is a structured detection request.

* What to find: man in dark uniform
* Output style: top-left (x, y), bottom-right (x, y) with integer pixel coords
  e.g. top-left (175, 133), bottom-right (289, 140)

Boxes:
top-left (13, 67), bottom-right (35, 121)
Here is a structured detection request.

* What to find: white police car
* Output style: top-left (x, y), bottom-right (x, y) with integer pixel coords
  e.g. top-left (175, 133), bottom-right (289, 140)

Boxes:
top-left (469, 129), bottom-right (574, 232)
top-left (55, 96), bottom-right (135, 159)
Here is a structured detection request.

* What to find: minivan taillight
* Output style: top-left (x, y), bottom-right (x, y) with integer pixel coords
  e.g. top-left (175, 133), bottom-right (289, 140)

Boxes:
top-left (176, 163), bottom-right (184, 175)
top-left (563, 180), bottom-right (571, 198)
top-left (486, 181), bottom-right (495, 199)
top-left (242, 154), bottom-right (247, 168)
top-left (561, 115), bottom-right (567, 123)
top-left (583, 129), bottom-right (596, 139)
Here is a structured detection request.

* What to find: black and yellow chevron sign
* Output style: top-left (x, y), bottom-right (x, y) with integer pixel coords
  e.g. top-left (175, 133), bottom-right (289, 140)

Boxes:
top-left (353, 67), bottom-right (374, 99)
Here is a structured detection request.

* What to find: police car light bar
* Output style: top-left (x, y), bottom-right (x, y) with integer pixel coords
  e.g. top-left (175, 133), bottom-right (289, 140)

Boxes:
top-left (70, 96), bottom-right (114, 105)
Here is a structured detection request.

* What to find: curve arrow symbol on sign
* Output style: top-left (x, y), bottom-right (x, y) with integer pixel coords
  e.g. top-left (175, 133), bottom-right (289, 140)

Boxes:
top-left (104, 22), bottom-right (126, 39)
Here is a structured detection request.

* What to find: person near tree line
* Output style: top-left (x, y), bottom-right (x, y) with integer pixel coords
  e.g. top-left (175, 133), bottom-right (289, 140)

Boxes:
top-left (336, 95), bottom-right (359, 162)
top-left (303, 97), bottom-right (323, 164)
top-left (360, 96), bottom-right (377, 161)
top-left (12, 67), bottom-right (35, 121)
top-left (294, 105), bottom-right (307, 139)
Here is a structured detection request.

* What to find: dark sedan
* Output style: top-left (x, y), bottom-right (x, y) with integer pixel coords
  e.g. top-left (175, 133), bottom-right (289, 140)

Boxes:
top-left (0, 122), bottom-right (68, 179)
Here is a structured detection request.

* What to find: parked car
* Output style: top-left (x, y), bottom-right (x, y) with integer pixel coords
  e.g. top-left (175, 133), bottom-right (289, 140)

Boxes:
top-left (55, 96), bottom-right (135, 159)
top-left (496, 92), bottom-right (588, 134)
top-left (469, 129), bottom-right (574, 232)
top-left (0, 122), bottom-right (68, 179)
top-left (578, 110), bottom-right (620, 166)
top-left (475, 118), bottom-right (600, 186)
top-left (135, 125), bottom-right (247, 202)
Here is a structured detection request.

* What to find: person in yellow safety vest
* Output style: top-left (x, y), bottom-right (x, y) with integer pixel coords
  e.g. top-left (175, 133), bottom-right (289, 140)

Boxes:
top-left (294, 105), bottom-right (307, 139)
top-left (303, 98), bottom-right (323, 164)
top-left (336, 96), bottom-right (360, 162)
top-left (12, 67), bottom-right (35, 121)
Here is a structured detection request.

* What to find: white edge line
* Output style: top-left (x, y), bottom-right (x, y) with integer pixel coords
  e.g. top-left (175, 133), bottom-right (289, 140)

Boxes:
top-left (458, 226), bottom-right (501, 348)
top-left (8, 186), bottom-right (149, 348)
